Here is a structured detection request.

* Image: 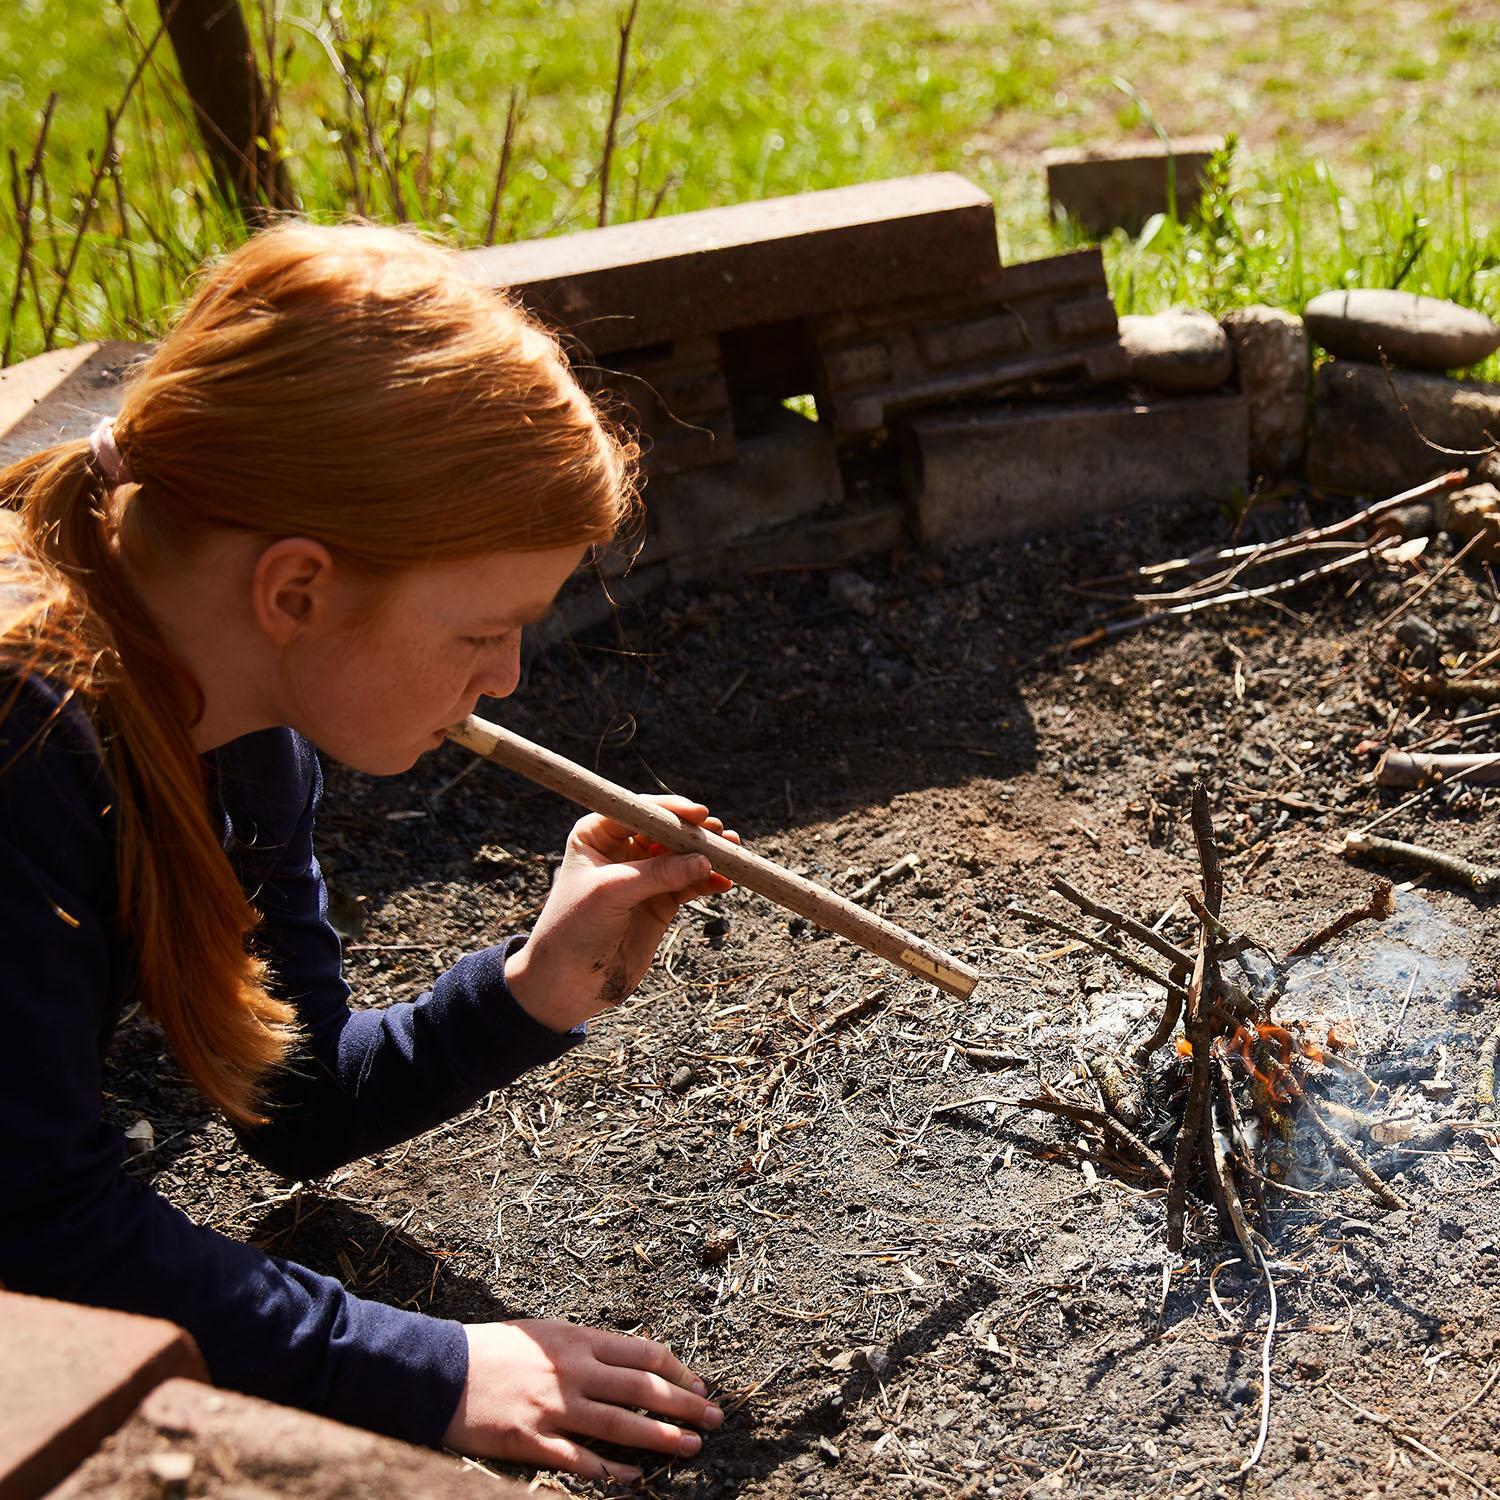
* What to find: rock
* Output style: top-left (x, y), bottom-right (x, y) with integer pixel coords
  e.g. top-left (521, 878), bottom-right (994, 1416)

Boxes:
top-left (1043, 138), bottom-right (1219, 236)
top-left (902, 393), bottom-right (1249, 547)
top-left (668, 1064), bottom-right (697, 1094)
top-left (1118, 309), bottom-right (1234, 393)
top-left (828, 569), bottom-right (878, 617)
top-left (1305, 289), bottom-right (1500, 372)
top-left (1306, 360), bottom-right (1500, 496)
top-left (1221, 305), bottom-right (1309, 475)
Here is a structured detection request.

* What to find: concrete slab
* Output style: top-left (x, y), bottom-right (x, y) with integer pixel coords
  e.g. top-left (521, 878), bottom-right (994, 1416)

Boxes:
top-left (462, 175), bottom-right (1000, 354)
top-left (0, 1291), bottom-right (205, 1500)
top-left (901, 392), bottom-right (1249, 548)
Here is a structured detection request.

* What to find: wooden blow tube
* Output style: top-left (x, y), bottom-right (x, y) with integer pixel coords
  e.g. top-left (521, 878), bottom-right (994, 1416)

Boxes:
top-left (447, 714), bottom-right (981, 999)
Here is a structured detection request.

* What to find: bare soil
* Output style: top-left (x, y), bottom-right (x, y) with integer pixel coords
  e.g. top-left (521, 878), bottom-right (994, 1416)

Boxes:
top-left (109, 492), bottom-right (1500, 1499)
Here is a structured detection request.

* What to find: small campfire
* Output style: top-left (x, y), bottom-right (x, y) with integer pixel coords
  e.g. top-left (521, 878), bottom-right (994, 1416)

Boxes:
top-left (1009, 784), bottom-right (1433, 1263)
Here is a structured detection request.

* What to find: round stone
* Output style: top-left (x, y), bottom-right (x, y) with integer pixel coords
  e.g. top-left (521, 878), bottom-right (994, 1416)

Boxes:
top-left (1304, 289), bottom-right (1500, 372)
top-left (1118, 308), bottom-right (1234, 393)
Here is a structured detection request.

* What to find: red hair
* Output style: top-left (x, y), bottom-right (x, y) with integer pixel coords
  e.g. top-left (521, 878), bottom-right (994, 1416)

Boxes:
top-left (0, 222), bottom-right (638, 1124)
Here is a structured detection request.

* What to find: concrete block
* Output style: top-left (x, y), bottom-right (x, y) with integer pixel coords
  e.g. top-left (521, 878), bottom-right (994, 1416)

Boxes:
top-left (639, 403), bottom-right (843, 569)
top-left (462, 174), bottom-right (1000, 355)
top-left (0, 343), bottom-right (150, 469)
top-left (604, 334), bottom-right (735, 477)
top-left (1044, 139), bottom-right (1220, 237)
top-left (46, 1378), bottom-right (516, 1499)
top-left (812, 248), bottom-right (1125, 440)
top-left (1307, 359), bottom-right (1500, 496)
top-left (0, 1291), bottom-right (205, 1500)
top-left (901, 393), bottom-right (1249, 548)
top-left (1221, 305), bottom-right (1309, 476)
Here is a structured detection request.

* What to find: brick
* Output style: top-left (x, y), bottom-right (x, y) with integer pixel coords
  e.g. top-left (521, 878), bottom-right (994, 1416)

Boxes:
top-left (1307, 359), bottom-right (1500, 496)
top-left (0, 1291), bottom-right (205, 1500)
top-left (641, 403), bottom-right (843, 571)
top-left (0, 343), bottom-right (151, 468)
top-left (811, 248), bottom-right (1126, 440)
top-left (603, 334), bottom-right (736, 477)
top-left (1220, 306), bottom-right (1309, 477)
top-left (901, 393), bottom-right (1249, 548)
top-left (461, 174), bottom-right (1000, 355)
top-left (1044, 139), bottom-right (1220, 236)
top-left (46, 1378), bottom-right (518, 1499)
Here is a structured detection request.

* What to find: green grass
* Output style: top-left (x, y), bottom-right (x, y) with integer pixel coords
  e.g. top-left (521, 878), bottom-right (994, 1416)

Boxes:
top-left (2, 0), bottom-right (1497, 372)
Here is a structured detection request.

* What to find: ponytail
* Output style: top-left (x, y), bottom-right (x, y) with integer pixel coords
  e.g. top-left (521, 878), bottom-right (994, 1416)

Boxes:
top-left (1, 441), bottom-right (297, 1125)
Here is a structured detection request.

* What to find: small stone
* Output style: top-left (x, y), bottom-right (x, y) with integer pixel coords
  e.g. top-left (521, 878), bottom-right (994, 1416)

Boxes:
top-left (668, 1064), bottom-right (697, 1094)
top-left (854, 1344), bottom-right (892, 1377)
top-left (700, 1227), bottom-right (739, 1263)
top-left (124, 1118), bottom-right (155, 1157)
top-left (1118, 309), bottom-right (1234, 393)
top-left (829, 569), bottom-right (878, 617)
top-left (1305, 289), bottom-right (1500, 372)
top-left (817, 1435), bottom-right (841, 1462)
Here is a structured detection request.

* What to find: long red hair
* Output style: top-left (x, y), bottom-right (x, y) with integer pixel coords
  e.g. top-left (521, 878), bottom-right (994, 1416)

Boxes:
top-left (0, 222), bottom-right (637, 1124)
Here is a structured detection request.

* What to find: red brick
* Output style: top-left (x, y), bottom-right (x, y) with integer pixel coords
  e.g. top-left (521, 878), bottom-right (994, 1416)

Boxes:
top-left (47, 1379), bottom-right (521, 1499)
top-left (462, 174), bottom-right (999, 355)
top-left (0, 1292), bottom-right (205, 1500)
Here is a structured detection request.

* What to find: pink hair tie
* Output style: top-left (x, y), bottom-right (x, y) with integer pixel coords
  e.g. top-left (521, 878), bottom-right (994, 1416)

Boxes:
top-left (88, 416), bottom-right (132, 487)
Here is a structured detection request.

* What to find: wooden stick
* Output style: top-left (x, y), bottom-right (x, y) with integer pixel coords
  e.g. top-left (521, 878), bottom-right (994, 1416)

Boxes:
top-left (447, 714), bottom-right (981, 999)
top-left (1343, 831), bottom-right (1500, 895)
top-left (1376, 750), bottom-right (1500, 788)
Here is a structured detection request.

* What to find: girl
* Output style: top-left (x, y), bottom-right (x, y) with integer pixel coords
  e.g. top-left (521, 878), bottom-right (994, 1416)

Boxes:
top-left (0, 221), bottom-right (735, 1483)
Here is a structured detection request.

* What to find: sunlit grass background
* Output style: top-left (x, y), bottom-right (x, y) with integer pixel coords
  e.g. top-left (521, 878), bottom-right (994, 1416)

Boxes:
top-left (2, 0), bottom-right (1497, 368)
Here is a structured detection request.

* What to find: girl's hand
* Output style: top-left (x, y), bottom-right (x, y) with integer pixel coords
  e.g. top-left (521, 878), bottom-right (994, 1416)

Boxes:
top-left (442, 1320), bottom-right (724, 1481)
top-left (505, 796), bottom-right (738, 1034)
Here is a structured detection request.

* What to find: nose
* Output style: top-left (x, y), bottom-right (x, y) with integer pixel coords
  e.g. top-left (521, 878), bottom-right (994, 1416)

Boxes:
top-left (470, 635), bottom-right (522, 701)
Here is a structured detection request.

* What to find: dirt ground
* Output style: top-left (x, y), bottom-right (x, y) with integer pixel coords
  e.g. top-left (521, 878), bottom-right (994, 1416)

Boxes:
top-left (109, 489), bottom-right (1500, 1499)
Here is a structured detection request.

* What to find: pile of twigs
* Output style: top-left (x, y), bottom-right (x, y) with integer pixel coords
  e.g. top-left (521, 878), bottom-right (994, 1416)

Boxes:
top-left (1012, 786), bottom-right (1408, 1259)
top-left (1060, 469), bottom-right (1471, 653)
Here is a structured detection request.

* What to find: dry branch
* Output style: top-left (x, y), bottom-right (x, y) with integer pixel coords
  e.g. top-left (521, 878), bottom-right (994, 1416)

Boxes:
top-left (1343, 832), bottom-right (1500, 895)
top-left (1376, 750), bottom-right (1500, 788)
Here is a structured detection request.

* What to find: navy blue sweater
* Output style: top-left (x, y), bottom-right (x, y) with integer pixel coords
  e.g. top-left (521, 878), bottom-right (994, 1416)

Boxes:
top-left (0, 676), bottom-right (580, 1444)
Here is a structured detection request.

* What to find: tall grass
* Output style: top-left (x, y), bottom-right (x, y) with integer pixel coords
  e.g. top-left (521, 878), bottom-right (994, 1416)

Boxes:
top-left (2, 0), bottom-right (1497, 373)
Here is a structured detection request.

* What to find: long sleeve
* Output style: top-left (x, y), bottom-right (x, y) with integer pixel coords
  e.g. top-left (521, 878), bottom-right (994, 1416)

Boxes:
top-left (0, 687), bottom-right (464, 1445)
top-left (216, 729), bottom-right (584, 1180)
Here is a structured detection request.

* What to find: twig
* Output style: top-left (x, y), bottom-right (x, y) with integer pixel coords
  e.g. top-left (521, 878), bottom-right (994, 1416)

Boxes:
top-left (1166, 924), bottom-right (1211, 1253)
top-left (482, 85), bottom-right (522, 246)
top-left (1375, 529), bottom-right (1488, 634)
top-left (1476, 1013), bottom-right (1499, 1124)
top-left (1330, 1390), bottom-right (1500, 1500)
top-left (851, 854), bottom-right (920, 904)
top-left (1343, 831), bottom-right (1500, 895)
top-left (597, 0), bottom-right (640, 227)
top-left (1376, 749), bottom-right (1500, 788)
top-left (1405, 674), bottom-right (1500, 704)
top-left (755, 988), bottom-right (885, 1106)
top-left (1008, 903), bottom-right (1187, 1002)
top-left (1234, 1247), bottom-right (1278, 1477)
top-left (3, 92), bottom-right (55, 366)
top-left (1049, 875), bottom-right (1191, 974)
top-left (1289, 1086), bottom-right (1410, 1210)
top-left (1435, 1362), bottom-right (1500, 1433)
top-left (1003, 1090), bottom-right (1172, 1185)
top-left (1278, 880), bottom-right (1396, 965)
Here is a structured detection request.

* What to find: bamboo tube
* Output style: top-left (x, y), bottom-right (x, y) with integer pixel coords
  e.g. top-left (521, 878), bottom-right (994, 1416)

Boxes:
top-left (447, 713), bottom-right (982, 999)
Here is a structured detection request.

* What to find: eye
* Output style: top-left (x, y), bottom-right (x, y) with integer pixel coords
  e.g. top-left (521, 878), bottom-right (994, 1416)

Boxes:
top-left (464, 632), bottom-right (515, 650)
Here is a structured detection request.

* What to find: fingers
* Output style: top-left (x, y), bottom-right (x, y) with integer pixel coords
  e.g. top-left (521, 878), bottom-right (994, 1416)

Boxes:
top-left (574, 1399), bottom-right (708, 1459)
top-left (591, 1330), bottom-right (702, 1392)
top-left (588, 1365), bottom-right (726, 1433)
top-left (524, 1433), bottom-right (642, 1485)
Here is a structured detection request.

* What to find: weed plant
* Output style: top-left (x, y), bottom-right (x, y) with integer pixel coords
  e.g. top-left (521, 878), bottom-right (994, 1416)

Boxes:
top-left (2, 0), bottom-right (1496, 374)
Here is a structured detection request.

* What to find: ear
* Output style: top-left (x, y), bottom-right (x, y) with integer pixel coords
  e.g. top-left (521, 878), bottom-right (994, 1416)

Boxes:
top-left (251, 537), bottom-right (337, 646)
